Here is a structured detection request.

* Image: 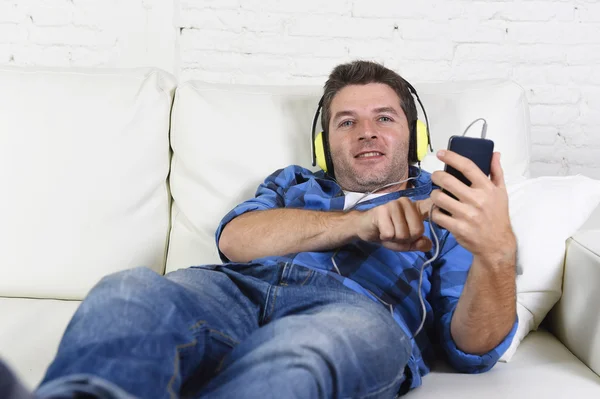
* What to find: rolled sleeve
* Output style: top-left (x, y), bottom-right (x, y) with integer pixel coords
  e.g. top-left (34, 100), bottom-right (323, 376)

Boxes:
top-left (431, 231), bottom-right (519, 374)
top-left (438, 302), bottom-right (518, 373)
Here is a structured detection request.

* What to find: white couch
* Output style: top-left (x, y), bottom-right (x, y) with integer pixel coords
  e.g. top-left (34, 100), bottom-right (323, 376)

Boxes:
top-left (0, 66), bottom-right (598, 398)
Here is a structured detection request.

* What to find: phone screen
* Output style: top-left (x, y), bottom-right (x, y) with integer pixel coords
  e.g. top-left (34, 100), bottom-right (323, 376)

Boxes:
top-left (440, 135), bottom-right (494, 215)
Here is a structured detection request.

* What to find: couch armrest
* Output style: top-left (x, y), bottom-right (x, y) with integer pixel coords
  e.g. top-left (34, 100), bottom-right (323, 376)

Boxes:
top-left (548, 204), bottom-right (600, 377)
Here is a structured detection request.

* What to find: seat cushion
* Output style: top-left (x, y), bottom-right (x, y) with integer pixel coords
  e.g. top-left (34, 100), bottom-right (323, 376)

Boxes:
top-left (2, 301), bottom-right (597, 397)
top-left (408, 330), bottom-right (600, 398)
top-left (0, 66), bottom-right (176, 300)
top-left (0, 297), bottom-right (80, 390)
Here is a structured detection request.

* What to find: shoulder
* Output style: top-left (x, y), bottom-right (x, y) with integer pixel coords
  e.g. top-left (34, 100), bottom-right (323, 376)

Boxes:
top-left (264, 164), bottom-right (332, 187)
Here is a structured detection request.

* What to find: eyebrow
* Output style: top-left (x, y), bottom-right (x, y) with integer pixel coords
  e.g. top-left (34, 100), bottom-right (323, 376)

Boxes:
top-left (373, 107), bottom-right (399, 116)
top-left (332, 107), bottom-right (400, 123)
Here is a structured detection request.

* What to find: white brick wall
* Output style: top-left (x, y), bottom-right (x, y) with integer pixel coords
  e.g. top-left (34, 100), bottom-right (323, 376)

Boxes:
top-left (1, 0), bottom-right (599, 178)
top-left (179, 0), bottom-right (600, 180)
top-left (0, 0), bottom-right (176, 73)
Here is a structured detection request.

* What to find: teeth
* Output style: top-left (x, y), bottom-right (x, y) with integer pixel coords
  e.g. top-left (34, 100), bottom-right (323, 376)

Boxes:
top-left (357, 152), bottom-right (382, 158)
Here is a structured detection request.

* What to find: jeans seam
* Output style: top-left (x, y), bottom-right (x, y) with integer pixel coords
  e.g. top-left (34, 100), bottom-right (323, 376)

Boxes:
top-left (189, 320), bottom-right (240, 346)
top-left (265, 285), bottom-right (280, 323)
top-left (260, 284), bottom-right (273, 323)
top-left (346, 369), bottom-right (405, 399)
top-left (167, 340), bottom-right (197, 399)
top-left (299, 269), bottom-right (314, 286)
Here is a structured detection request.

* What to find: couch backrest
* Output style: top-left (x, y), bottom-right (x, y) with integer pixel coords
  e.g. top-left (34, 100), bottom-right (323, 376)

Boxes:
top-left (166, 79), bottom-right (531, 272)
top-left (0, 66), bottom-right (176, 300)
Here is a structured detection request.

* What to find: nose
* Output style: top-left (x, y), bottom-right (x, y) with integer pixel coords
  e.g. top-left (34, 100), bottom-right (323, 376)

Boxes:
top-left (357, 120), bottom-right (378, 141)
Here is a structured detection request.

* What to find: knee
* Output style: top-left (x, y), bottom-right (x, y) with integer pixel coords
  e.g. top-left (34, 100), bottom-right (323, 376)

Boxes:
top-left (87, 266), bottom-right (162, 302)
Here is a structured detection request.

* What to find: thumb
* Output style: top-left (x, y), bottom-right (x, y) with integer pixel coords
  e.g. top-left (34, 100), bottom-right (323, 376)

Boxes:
top-left (490, 152), bottom-right (506, 188)
top-left (416, 198), bottom-right (433, 221)
top-left (411, 236), bottom-right (433, 252)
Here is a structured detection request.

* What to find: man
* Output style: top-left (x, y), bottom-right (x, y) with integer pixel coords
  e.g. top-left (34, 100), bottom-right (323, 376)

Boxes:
top-left (4, 60), bottom-right (517, 399)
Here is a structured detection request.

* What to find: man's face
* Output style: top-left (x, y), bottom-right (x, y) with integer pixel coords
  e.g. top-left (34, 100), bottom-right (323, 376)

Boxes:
top-left (328, 83), bottom-right (410, 193)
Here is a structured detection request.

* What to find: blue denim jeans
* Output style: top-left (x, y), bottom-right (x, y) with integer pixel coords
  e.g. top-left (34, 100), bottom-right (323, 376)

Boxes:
top-left (35, 263), bottom-right (412, 399)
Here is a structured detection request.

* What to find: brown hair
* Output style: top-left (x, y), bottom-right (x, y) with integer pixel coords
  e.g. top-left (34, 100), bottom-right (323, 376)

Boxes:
top-left (321, 60), bottom-right (417, 133)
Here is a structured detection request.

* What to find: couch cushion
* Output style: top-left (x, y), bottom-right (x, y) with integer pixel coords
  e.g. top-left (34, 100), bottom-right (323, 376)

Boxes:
top-left (0, 297), bottom-right (80, 390)
top-left (0, 66), bottom-right (176, 300)
top-left (166, 79), bottom-right (531, 272)
top-left (408, 330), bottom-right (600, 398)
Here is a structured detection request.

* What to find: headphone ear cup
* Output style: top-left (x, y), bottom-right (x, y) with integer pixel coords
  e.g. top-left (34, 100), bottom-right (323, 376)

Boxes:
top-left (415, 120), bottom-right (429, 162)
top-left (314, 131), bottom-right (328, 172)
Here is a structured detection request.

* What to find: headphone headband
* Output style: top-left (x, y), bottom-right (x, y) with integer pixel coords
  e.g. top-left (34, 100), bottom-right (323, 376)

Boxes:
top-left (311, 97), bottom-right (324, 167)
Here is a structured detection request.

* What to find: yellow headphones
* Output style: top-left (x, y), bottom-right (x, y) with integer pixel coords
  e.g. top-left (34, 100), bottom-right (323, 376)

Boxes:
top-left (311, 81), bottom-right (433, 177)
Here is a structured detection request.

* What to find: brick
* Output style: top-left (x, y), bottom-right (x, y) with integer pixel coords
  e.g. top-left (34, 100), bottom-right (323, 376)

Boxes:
top-left (526, 85), bottom-right (580, 105)
top-left (400, 20), bottom-right (451, 41)
top-left (0, 43), bottom-right (11, 62)
top-left (575, 2), bottom-right (600, 23)
top-left (508, 22), bottom-right (600, 45)
top-left (530, 126), bottom-right (560, 146)
top-left (290, 56), bottom-right (350, 78)
top-left (247, 35), bottom-right (348, 58)
top-left (529, 104), bottom-right (580, 126)
top-left (11, 44), bottom-right (72, 67)
top-left (181, 50), bottom-right (293, 73)
top-left (529, 161), bottom-right (567, 177)
top-left (240, 0), bottom-right (352, 15)
top-left (449, 20), bottom-right (508, 43)
top-left (179, 8), bottom-right (287, 33)
top-left (532, 142), bottom-right (568, 164)
top-left (29, 6), bottom-right (72, 26)
top-left (394, 60), bottom-right (453, 82)
top-left (454, 43), bottom-right (565, 64)
top-left (287, 15), bottom-right (394, 39)
top-left (353, 0), bottom-right (464, 20)
top-left (29, 25), bottom-right (114, 47)
top-left (567, 45), bottom-right (600, 65)
top-left (70, 46), bottom-right (110, 67)
top-left (0, 3), bottom-right (24, 23)
top-left (71, 4), bottom-right (110, 28)
top-left (348, 39), bottom-right (453, 61)
top-left (181, 29), bottom-right (348, 58)
top-left (565, 147), bottom-right (600, 167)
top-left (180, 0), bottom-right (241, 10)
top-left (580, 87), bottom-right (600, 109)
top-left (484, 1), bottom-right (575, 22)
top-left (0, 23), bottom-right (27, 43)
top-left (450, 62), bottom-right (512, 80)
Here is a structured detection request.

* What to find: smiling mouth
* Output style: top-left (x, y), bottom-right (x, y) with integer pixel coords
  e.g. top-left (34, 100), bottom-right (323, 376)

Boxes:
top-left (355, 151), bottom-right (384, 158)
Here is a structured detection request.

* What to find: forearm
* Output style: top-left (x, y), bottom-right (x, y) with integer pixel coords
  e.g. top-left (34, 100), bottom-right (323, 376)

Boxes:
top-left (219, 209), bottom-right (359, 263)
top-left (450, 249), bottom-right (517, 355)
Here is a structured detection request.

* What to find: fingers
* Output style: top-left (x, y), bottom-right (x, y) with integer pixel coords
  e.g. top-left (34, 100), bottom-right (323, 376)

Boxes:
top-left (389, 199), bottom-right (410, 240)
top-left (416, 198), bottom-right (433, 220)
top-left (400, 198), bottom-right (425, 238)
top-left (376, 210), bottom-right (396, 242)
top-left (437, 150), bottom-right (490, 188)
top-left (431, 171), bottom-right (472, 202)
top-left (375, 199), bottom-right (429, 252)
top-left (382, 236), bottom-right (432, 252)
top-left (430, 189), bottom-right (470, 218)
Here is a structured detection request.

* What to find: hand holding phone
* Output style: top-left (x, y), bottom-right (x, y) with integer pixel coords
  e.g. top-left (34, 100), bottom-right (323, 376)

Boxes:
top-left (440, 135), bottom-right (494, 215)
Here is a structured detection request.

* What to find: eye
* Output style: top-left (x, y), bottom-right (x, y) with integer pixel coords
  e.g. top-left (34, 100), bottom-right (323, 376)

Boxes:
top-left (339, 120), bottom-right (355, 128)
top-left (378, 116), bottom-right (393, 123)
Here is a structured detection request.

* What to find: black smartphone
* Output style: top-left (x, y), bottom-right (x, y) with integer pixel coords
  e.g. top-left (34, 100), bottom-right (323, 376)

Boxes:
top-left (440, 135), bottom-right (494, 216)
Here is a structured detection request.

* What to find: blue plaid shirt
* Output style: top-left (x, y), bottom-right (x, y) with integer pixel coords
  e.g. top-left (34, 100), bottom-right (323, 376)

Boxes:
top-left (215, 164), bottom-right (518, 391)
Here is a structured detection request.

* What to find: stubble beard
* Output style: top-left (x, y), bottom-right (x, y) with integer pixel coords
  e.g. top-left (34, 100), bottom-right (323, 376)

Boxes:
top-left (332, 143), bottom-right (410, 193)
